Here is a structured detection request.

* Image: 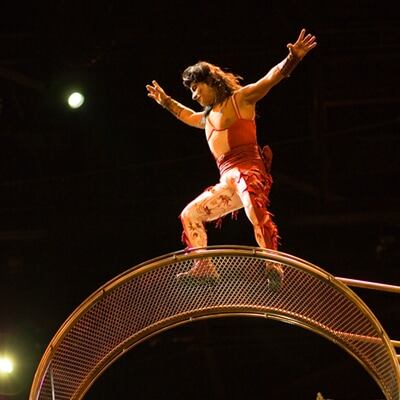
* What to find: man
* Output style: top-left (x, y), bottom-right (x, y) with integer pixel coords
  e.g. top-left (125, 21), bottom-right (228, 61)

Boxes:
top-left (146, 28), bottom-right (317, 281)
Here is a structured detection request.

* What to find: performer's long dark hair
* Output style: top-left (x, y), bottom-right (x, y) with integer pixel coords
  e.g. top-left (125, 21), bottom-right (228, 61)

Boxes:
top-left (182, 61), bottom-right (242, 115)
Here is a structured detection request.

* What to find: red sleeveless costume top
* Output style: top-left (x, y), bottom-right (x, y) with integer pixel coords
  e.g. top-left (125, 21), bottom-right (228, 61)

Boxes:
top-left (206, 94), bottom-right (272, 175)
top-left (206, 93), bottom-right (257, 148)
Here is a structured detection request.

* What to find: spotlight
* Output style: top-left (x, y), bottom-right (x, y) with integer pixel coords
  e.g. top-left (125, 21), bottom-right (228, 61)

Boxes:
top-left (0, 356), bottom-right (13, 374)
top-left (67, 92), bottom-right (85, 109)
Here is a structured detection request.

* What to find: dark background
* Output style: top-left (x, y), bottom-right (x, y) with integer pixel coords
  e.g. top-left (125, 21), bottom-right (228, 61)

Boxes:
top-left (0, 1), bottom-right (399, 399)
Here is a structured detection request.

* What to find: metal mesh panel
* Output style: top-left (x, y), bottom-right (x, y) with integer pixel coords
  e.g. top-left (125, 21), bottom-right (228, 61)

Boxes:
top-left (30, 246), bottom-right (400, 400)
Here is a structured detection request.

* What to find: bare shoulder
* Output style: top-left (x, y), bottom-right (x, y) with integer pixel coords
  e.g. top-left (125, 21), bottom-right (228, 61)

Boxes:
top-left (234, 85), bottom-right (257, 106)
top-left (233, 88), bottom-right (257, 111)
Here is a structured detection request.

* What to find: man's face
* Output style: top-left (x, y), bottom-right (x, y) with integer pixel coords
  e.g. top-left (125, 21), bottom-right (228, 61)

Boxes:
top-left (189, 82), bottom-right (215, 107)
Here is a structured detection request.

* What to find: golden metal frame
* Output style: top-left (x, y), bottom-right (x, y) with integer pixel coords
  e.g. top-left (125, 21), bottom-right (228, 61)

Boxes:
top-left (29, 245), bottom-right (400, 399)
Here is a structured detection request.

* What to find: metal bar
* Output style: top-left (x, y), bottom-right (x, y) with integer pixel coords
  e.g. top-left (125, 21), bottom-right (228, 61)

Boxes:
top-left (50, 363), bottom-right (56, 400)
top-left (391, 340), bottom-right (400, 348)
top-left (336, 277), bottom-right (400, 294)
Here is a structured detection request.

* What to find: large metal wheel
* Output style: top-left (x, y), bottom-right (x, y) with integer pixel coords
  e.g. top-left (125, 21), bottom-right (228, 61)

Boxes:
top-left (29, 246), bottom-right (400, 399)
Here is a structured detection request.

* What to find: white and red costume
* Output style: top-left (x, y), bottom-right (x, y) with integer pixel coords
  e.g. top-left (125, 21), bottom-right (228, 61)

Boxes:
top-left (180, 94), bottom-right (279, 251)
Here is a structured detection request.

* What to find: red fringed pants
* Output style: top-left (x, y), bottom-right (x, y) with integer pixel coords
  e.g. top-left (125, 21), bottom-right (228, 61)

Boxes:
top-left (180, 144), bottom-right (279, 250)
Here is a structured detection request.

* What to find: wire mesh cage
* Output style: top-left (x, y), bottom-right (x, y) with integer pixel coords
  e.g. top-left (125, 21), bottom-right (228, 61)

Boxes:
top-left (29, 246), bottom-right (400, 400)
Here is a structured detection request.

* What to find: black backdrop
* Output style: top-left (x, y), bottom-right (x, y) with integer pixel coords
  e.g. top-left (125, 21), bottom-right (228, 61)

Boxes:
top-left (0, 1), bottom-right (399, 399)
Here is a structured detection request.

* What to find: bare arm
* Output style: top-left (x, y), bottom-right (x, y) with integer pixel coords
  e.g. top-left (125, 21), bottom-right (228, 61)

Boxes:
top-left (146, 80), bottom-right (204, 129)
top-left (240, 28), bottom-right (317, 105)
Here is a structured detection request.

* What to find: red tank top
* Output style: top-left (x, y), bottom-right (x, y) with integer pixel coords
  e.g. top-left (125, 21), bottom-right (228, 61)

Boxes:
top-left (206, 93), bottom-right (257, 149)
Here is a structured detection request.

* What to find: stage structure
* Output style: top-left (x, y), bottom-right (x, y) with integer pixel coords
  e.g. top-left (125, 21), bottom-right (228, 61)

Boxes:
top-left (29, 246), bottom-right (400, 399)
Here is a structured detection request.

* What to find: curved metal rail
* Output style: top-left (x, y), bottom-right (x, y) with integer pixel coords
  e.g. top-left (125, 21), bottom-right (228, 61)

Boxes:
top-left (29, 246), bottom-right (400, 399)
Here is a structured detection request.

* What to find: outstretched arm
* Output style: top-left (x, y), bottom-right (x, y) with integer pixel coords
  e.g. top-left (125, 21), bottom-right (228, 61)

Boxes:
top-left (240, 28), bottom-right (317, 105)
top-left (146, 80), bottom-right (204, 129)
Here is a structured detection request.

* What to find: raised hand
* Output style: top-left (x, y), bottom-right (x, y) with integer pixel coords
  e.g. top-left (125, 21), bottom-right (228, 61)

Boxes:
top-left (287, 28), bottom-right (317, 59)
top-left (146, 80), bottom-right (170, 106)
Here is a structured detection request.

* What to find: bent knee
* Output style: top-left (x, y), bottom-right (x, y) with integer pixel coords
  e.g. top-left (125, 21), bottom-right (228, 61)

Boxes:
top-left (180, 203), bottom-right (199, 223)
